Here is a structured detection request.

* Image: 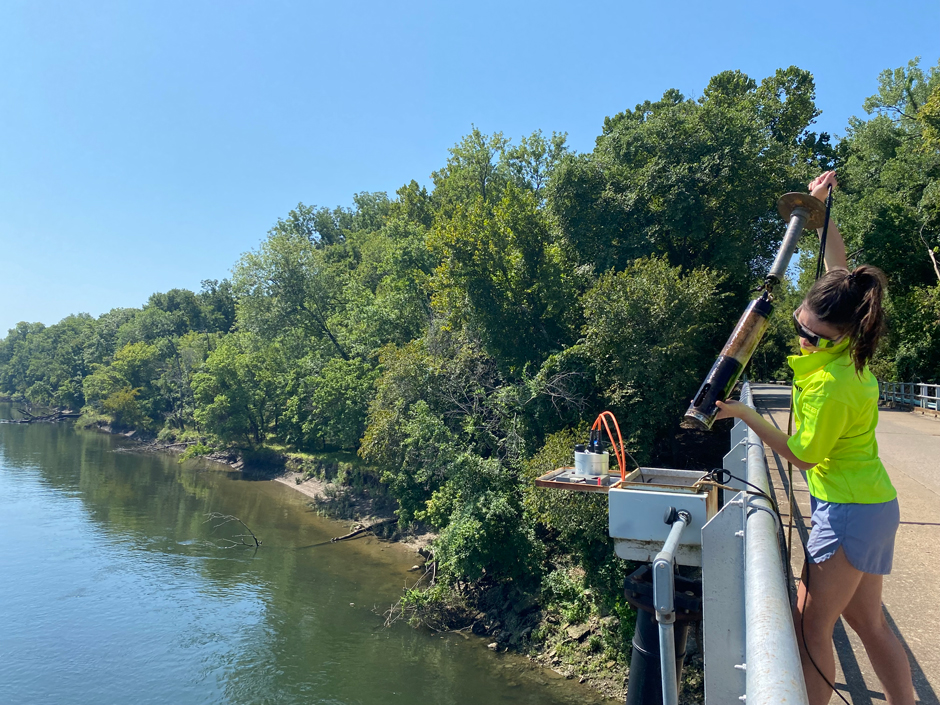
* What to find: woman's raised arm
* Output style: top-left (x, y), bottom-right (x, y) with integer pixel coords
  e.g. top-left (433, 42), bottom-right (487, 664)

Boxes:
top-left (808, 171), bottom-right (849, 272)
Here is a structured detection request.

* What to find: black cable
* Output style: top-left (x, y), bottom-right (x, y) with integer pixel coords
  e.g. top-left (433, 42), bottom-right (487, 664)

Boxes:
top-left (704, 467), bottom-right (793, 589)
top-left (800, 546), bottom-right (852, 705)
top-left (815, 184), bottom-right (834, 281)
top-left (704, 468), bottom-right (780, 516)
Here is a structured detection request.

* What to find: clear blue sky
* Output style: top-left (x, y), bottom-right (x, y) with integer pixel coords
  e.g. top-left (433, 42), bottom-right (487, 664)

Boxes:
top-left (1, 0), bottom-right (938, 334)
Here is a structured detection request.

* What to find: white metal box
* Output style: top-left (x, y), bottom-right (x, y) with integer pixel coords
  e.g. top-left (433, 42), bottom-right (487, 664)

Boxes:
top-left (608, 468), bottom-right (717, 567)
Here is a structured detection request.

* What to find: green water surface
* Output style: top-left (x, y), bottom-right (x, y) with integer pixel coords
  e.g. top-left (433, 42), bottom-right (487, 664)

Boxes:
top-left (0, 405), bottom-right (615, 705)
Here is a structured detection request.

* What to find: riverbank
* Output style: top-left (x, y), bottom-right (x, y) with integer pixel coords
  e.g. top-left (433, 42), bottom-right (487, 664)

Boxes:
top-left (274, 471), bottom-right (437, 554)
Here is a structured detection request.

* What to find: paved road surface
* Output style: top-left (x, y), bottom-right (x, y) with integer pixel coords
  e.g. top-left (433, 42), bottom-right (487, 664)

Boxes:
top-left (753, 384), bottom-right (940, 705)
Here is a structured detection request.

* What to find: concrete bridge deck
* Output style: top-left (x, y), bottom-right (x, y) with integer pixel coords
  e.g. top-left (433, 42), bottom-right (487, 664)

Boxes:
top-left (753, 384), bottom-right (940, 705)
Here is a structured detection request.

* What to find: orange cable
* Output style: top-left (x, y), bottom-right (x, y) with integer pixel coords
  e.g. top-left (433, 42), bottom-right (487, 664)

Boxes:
top-left (593, 411), bottom-right (627, 481)
top-left (593, 414), bottom-right (621, 477)
top-left (602, 411), bottom-right (628, 481)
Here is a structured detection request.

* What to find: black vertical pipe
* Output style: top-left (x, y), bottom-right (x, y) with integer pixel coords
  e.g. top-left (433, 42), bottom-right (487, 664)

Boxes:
top-left (625, 609), bottom-right (690, 705)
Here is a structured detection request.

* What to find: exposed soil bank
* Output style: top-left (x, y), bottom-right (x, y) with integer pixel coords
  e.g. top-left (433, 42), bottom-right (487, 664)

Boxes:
top-left (274, 471), bottom-right (437, 554)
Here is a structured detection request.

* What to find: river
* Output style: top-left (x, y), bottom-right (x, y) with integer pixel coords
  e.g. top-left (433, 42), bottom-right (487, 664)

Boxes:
top-left (0, 405), bottom-right (617, 705)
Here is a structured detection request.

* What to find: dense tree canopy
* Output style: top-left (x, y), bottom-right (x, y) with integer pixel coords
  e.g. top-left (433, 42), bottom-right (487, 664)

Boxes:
top-left (549, 68), bottom-right (832, 300)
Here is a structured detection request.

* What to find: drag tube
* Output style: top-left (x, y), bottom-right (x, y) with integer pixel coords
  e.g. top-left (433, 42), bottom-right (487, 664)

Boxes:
top-left (683, 294), bottom-right (773, 430)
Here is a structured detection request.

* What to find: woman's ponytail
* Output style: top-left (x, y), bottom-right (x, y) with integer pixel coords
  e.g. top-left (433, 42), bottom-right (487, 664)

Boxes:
top-left (804, 265), bottom-right (887, 374)
top-left (846, 266), bottom-right (887, 373)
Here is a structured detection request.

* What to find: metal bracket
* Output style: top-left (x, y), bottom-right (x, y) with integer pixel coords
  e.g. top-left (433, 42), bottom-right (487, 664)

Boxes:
top-left (702, 491), bottom-right (747, 704)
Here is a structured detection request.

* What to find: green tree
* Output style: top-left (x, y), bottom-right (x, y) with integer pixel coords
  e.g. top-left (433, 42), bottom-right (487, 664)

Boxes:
top-left (830, 57), bottom-right (940, 380)
top-left (101, 386), bottom-right (145, 430)
top-left (430, 183), bottom-right (576, 373)
top-left (577, 257), bottom-right (727, 459)
top-left (337, 217), bottom-right (435, 357)
top-left (308, 357), bottom-right (378, 450)
top-left (432, 127), bottom-right (510, 212)
top-left (921, 84), bottom-right (940, 150)
top-left (503, 130), bottom-right (569, 198)
top-left (197, 279), bottom-right (237, 334)
top-left (422, 452), bottom-right (541, 584)
top-left (548, 68), bottom-right (830, 298)
top-left (82, 341), bottom-right (164, 428)
top-left (192, 333), bottom-right (285, 445)
top-left (0, 316), bottom-right (97, 409)
top-left (234, 220), bottom-right (350, 360)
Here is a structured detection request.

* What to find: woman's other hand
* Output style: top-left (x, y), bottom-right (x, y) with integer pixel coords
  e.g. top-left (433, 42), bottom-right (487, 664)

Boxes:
top-left (715, 399), bottom-right (746, 420)
top-left (807, 170), bottom-right (848, 271)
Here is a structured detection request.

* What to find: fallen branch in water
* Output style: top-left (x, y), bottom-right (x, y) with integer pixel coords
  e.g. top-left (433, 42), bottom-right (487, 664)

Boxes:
top-left (204, 512), bottom-right (262, 548)
top-left (113, 440), bottom-right (199, 453)
top-left (3, 408), bottom-right (81, 424)
top-left (331, 517), bottom-right (398, 543)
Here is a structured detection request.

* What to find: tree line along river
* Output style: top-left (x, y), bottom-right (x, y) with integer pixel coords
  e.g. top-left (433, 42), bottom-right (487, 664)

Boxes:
top-left (0, 404), bottom-right (616, 705)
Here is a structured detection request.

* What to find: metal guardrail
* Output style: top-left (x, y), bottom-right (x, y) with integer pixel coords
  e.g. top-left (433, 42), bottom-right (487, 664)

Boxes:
top-left (702, 384), bottom-right (808, 703)
top-left (740, 383), bottom-right (809, 704)
top-left (880, 382), bottom-right (939, 410)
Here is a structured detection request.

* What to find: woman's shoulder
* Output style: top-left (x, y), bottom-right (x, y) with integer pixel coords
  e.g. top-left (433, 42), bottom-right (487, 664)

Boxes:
top-left (804, 358), bottom-right (877, 404)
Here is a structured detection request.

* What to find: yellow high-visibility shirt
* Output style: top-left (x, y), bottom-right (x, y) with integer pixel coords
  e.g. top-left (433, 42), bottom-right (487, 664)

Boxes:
top-left (787, 338), bottom-right (896, 504)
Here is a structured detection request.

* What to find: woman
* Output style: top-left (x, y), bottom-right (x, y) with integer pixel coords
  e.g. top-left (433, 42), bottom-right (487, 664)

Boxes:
top-left (715, 171), bottom-right (915, 705)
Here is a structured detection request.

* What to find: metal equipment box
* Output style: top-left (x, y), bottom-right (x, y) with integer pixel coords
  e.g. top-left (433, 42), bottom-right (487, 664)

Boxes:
top-left (608, 468), bottom-right (717, 567)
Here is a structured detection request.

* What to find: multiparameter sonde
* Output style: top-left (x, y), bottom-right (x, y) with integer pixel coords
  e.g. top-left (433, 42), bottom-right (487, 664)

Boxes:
top-left (683, 192), bottom-right (827, 431)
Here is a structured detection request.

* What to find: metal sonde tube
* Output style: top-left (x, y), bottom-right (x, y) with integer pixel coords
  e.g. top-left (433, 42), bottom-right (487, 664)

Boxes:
top-left (682, 192), bottom-right (827, 431)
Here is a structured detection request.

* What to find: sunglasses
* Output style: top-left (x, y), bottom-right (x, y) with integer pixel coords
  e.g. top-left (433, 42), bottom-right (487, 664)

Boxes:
top-left (792, 308), bottom-right (844, 349)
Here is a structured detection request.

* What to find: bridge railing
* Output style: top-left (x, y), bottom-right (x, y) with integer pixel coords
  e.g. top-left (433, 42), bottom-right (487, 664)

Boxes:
top-left (879, 382), bottom-right (939, 411)
top-left (741, 383), bottom-right (809, 704)
top-left (703, 383), bottom-right (808, 704)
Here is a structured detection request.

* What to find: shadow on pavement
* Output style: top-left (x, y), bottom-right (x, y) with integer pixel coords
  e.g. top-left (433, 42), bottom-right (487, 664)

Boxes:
top-left (885, 609), bottom-right (939, 705)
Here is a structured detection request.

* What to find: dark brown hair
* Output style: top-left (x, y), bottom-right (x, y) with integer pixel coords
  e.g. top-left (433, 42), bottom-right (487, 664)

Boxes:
top-left (804, 265), bottom-right (887, 374)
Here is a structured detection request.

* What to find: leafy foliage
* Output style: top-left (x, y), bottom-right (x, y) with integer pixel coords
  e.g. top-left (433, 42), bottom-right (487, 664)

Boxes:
top-left (578, 257), bottom-right (727, 455)
top-left (548, 68), bottom-right (831, 300)
top-left (832, 57), bottom-right (940, 379)
top-left (430, 183), bottom-right (576, 372)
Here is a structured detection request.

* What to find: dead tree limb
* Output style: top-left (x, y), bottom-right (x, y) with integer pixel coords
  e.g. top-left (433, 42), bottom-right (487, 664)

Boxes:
top-left (204, 512), bottom-right (262, 548)
top-left (918, 223), bottom-right (940, 284)
top-left (6, 409), bottom-right (81, 424)
top-left (331, 517), bottom-right (398, 543)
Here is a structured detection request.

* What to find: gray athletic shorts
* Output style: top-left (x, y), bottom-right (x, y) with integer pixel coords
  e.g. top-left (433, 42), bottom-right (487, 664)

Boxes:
top-left (807, 496), bottom-right (900, 575)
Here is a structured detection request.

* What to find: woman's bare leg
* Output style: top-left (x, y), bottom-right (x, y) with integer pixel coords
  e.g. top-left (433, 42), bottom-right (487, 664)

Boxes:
top-left (841, 572), bottom-right (915, 705)
top-left (794, 548), bottom-right (864, 705)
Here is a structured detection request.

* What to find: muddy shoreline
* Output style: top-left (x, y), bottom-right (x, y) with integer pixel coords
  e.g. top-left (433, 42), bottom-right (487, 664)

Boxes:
top-left (89, 421), bottom-right (437, 555)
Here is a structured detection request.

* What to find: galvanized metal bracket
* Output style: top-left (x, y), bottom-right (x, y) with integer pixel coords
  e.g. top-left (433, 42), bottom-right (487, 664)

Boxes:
top-left (702, 490), bottom-right (747, 704)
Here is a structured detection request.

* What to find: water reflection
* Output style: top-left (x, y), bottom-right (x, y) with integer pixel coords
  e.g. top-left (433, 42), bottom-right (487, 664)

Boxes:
top-left (0, 405), bottom-right (616, 705)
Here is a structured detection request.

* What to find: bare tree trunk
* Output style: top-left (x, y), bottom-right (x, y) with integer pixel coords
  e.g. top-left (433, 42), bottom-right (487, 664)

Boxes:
top-left (919, 223), bottom-right (940, 284)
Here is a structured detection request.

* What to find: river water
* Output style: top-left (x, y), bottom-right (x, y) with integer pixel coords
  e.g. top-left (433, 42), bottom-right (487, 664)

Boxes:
top-left (0, 405), bottom-right (616, 705)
